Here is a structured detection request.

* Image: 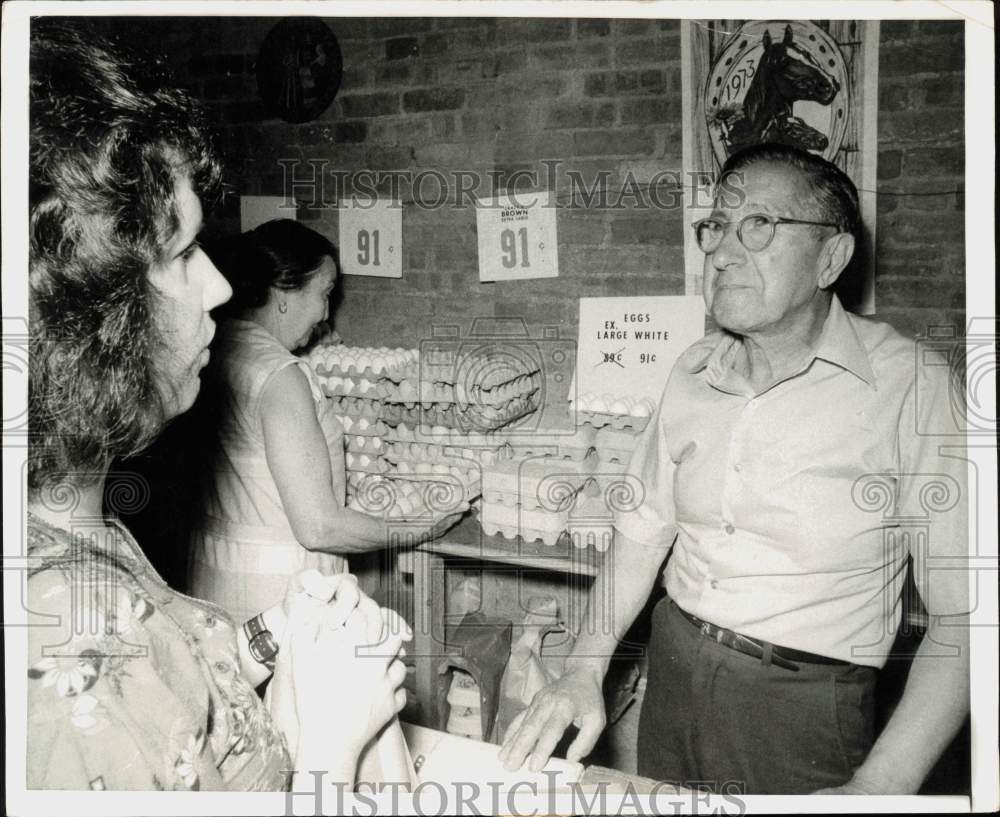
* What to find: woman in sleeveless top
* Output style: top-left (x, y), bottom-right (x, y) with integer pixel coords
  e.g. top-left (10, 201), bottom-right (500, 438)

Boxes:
top-left (189, 220), bottom-right (464, 623)
top-left (26, 21), bottom-right (408, 790)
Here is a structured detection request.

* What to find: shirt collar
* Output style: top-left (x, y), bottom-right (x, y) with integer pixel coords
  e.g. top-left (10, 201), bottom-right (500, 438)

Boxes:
top-left (685, 295), bottom-right (877, 389)
top-left (812, 295), bottom-right (877, 387)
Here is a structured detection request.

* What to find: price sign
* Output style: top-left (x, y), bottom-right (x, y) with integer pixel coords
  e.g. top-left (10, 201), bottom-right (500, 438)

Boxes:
top-left (476, 191), bottom-right (558, 282)
top-left (339, 198), bottom-right (403, 278)
top-left (574, 296), bottom-right (705, 405)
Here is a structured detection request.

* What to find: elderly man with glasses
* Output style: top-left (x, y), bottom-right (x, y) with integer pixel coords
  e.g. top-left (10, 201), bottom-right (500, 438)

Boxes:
top-left (500, 143), bottom-right (969, 795)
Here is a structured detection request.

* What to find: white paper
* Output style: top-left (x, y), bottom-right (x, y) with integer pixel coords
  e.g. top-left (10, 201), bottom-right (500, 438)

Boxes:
top-left (339, 198), bottom-right (403, 278)
top-left (476, 191), bottom-right (558, 282)
top-left (575, 296), bottom-right (705, 405)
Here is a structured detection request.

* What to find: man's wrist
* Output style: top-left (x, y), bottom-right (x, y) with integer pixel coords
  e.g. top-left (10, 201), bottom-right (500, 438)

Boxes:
top-left (563, 655), bottom-right (609, 686)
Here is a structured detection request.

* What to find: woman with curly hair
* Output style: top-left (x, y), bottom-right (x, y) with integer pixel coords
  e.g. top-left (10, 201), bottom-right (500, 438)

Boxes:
top-left (27, 20), bottom-right (409, 791)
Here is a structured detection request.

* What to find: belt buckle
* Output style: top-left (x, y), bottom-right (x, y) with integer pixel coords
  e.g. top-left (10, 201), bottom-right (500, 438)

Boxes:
top-left (700, 621), bottom-right (712, 637)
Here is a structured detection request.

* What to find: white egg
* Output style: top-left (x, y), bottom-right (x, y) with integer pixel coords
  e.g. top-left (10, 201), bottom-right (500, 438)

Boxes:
top-left (609, 399), bottom-right (631, 415)
top-left (357, 418), bottom-right (370, 431)
top-left (397, 462), bottom-right (413, 474)
top-left (341, 416), bottom-right (354, 432)
top-left (415, 462), bottom-right (432, 474)
top-left (590, 396), bottom-right (608, 413)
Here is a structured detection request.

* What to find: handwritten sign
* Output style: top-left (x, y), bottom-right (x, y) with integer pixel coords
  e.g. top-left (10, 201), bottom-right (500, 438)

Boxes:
top-left (476, 191), bottom-right (558, 282)
top-left (574, 296), bottom-right (705, 405)
top-left (339, 198), bottom-right (402, 278)
top-left (240, 195), bottom-right (297, 232)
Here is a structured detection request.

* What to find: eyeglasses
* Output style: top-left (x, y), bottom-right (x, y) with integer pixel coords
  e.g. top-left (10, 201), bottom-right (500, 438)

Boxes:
top-left (692, 214), bottom-right (841, 253)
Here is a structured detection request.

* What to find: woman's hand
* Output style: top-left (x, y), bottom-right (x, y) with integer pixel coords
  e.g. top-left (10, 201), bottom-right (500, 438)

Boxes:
top-left (269, 571), bottom-right (412, 780)
top-left (267, 571), bottom-right (363, 749)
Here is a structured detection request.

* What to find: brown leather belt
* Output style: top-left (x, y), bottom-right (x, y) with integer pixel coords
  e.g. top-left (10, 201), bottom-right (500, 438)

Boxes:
top-left (674, 603), bottom-right (850, 673)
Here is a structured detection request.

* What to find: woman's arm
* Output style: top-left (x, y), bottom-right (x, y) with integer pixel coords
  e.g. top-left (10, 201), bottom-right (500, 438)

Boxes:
top-left (260, 365), bottom-right (391, 553)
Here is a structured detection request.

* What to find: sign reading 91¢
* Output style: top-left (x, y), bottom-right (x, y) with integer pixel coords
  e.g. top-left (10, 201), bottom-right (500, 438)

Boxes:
top-left (476, 191), bottom-right (559, 282)
top-left (338, 198), bottom-right (402, 278)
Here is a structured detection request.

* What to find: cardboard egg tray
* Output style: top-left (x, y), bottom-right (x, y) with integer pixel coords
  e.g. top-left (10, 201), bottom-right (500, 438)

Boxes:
top-left (307, 345), bottom-right (418, 381)
top-left (482, 452), bottom-right (597, 510)
top-left (383, 440), bottom-right (512, 468)
top-left (479, 503), bottom-right (574, 547)
top-left (465, 372), bottom-right (542, 407)
top-left (389, 423), bottom-right (509, 448)
top-left (338, 416), bottom-right (389, 437)
top-left (345, 435), bottom-right (387, 456)
top-left (592, 426), bottom-right (644, 464)
top-left (319, 375), bottom-right (383, 399)
top-left (577, 410), bottom-right (651, 432)
top-left (347, 469), bottom-right (477, 511)
top-left (387, 471), bottom-right (480, 506)
top-left (344, 452), bottom-right (390, 474)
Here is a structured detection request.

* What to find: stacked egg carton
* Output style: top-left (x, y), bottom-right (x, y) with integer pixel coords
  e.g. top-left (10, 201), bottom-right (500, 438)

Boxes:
top-left (479, 451), bottom-right (598, 546)
top-left (304, 345), bottom-right (524, 518)
top-left (573, 392), bottom-right (657, 431)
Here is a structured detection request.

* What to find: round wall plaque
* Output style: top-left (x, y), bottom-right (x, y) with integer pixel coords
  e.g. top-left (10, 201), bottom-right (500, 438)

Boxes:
top-left (256, 17), bottom-right (343, 124)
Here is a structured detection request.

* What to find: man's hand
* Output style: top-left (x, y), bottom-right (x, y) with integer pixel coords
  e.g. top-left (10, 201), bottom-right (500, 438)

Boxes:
top-left (498, 666), bottom-right (606, 772)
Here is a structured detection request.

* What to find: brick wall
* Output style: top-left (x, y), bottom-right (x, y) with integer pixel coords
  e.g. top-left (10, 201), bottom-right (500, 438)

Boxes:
top-left (115, 16), bottom-right (964, 347)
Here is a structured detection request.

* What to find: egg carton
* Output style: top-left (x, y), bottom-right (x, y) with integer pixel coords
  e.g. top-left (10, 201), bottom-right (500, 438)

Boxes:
top-left (345, 435), bottom-right (386, 456)
top-left (466, 372), bottom-right (542, 407)
top-left (346, 473), bottom-right (452, 519)
top-left (381, 379), bottom-right (458, 405)
top-left (384, 440), bottom-right (512, 469)
top-left (307, 345), bottom-right (418, 381)
top-left (387, 471), bottom-right (480, 505)
top-left (344, 452), bottom-right (391, 474)
top-left (460, 353), bottom-right (541, 392)
top-left (482, 451), bottom-right (596, 508)
top-left (388, 423), bottom-right (509, 448)
top-left (592, 426), bottom-right (644, 464)
top-left (479, 503), bottom-right (573, 547)
top-left (572, 393), bottom-right (656, 431)
top-left (329, 395), bottom-right (383, 418)
top-left (347, 470), bottom-right (477, 510)
top-left (577, 411), bottom-right (651, 432)
top-left (338, 416), bottom-right (389, 437)
top-left (319, 375), bottom-right (384, 399)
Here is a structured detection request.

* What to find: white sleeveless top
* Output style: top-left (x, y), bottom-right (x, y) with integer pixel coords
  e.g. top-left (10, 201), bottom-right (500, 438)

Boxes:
top-left (189, 319), bottom-right (347, 623)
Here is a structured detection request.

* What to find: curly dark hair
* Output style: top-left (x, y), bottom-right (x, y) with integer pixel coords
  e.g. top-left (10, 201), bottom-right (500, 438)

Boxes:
top-left (28, 19), bottom-right (222, 494)
top-left (215, 219), bottom-right (339, 316)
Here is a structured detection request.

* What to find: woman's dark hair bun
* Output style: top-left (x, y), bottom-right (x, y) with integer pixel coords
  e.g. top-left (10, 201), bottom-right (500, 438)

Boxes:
top-left (217, 219), bottom-right (338, 313)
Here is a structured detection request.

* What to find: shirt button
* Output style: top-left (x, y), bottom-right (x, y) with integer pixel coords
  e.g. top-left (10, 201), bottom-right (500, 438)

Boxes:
top-left (710, 580), bottom-right (719, 589)
top-left (733, 463), bottom-right (742, 473)
top-left (724, 523), bottom-right (735, 535)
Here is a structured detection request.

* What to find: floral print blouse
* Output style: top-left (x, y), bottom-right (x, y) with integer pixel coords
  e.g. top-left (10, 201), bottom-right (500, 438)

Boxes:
top-left (26, 514), bottom-right (292, 790)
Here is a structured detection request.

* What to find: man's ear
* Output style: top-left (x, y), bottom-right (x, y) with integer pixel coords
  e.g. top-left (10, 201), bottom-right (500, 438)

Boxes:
top-left (816, 232), bottom-right (855, 289)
